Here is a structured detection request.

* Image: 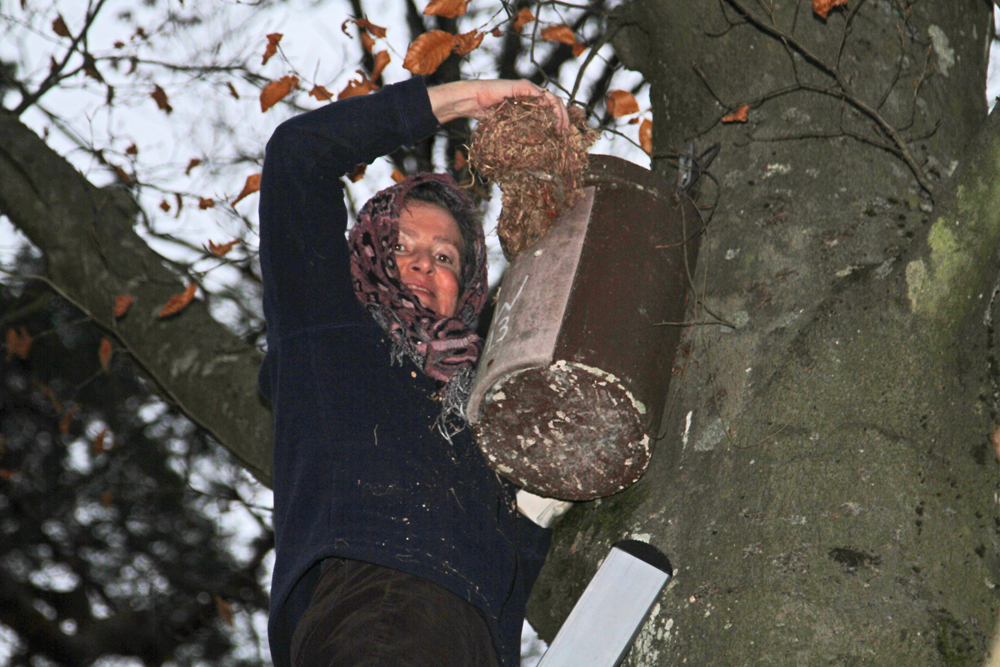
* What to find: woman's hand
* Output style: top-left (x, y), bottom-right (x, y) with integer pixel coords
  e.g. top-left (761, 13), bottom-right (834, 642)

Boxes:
top-left (428, 79), bottom-right (570, 132)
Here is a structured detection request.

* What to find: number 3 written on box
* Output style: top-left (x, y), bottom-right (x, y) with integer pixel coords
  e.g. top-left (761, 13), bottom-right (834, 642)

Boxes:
top-left (485, 274), bottom-right (529, 355)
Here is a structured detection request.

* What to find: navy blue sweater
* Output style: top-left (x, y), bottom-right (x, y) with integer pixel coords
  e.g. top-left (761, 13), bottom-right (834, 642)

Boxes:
top-left (258, 76), bottom-right (551, 667)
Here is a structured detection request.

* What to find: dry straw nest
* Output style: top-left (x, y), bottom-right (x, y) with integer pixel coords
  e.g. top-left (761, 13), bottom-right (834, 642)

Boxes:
top-left (468, 96), bottom-right (598, 259)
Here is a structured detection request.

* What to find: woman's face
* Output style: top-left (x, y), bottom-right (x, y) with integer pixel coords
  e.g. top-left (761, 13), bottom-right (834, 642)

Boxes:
top-left (395, 201), bottom-right (463, 318)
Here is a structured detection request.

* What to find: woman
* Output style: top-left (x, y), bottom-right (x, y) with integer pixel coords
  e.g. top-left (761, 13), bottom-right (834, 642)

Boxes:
top-left (258, 77), bottom-right (568, 667)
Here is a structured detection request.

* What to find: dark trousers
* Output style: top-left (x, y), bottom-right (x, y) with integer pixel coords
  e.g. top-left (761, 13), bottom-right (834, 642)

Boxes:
top-left (290, 558), bottom-right (501, 667)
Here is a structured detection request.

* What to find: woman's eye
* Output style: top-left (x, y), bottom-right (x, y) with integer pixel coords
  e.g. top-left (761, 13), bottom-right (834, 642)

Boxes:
top-left (436, 253), bottom-right (453, 264)
top-left (393, 243), bottom-right (405, 253)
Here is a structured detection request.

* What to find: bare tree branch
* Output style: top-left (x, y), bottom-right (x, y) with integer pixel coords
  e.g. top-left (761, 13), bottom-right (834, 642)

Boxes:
top-left (0, 111), bottom-right (273, 487)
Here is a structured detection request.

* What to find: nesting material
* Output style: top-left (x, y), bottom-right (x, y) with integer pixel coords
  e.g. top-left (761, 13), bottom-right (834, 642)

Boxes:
top-left (468, 96), bottom-right (598, 259)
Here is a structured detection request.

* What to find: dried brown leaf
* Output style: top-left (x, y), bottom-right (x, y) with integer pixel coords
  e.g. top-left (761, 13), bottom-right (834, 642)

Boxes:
top-left (512, 8), bottom-right (535, 32)
top-left (606, 90), bottom-right (639, 117)
top-left (372, 50), bottom-right (390, 81)
top-left (452, 30), bottom-right (484, 57)
top-left (207, 239), bottom-right (239, 257)
top-left (93, 429), bottom-right (108, 455)
top-left (347, 164), bottom-right (367, 182)
top-left (52, 15), bottom-right (70, 38)
top-left (540, 24), bottom-right (576, 46)
top-left (813, 0), bottom-right (848, 19)
top-left (83, 54), bottom-right (102, 82)
top-left (344, 18), bottom-right (387, 38)
top-left (41, 385), bottom-right (61, 413)
top-left (309, 85), bottom-right (333, 101)
top-left (159, 199), bottom-right (171, 212)
top-left (158, 283), bottom-right (197, 318)
top-left (491, 27), bottom-right (504, 37)
top-left (226, 82), bottom-right (240, 99)
top-left (5, 327), bottom-right (31, 361)
top-left (113, 166), bottom-right (132, 183)
top-left (571, 42), bottom-right (586, 57)
top-left (262, 33), bottom-right (282, 65)
top-left (59, 405), bottom-right (77, 435)
top-left (390, 169), bottom-right (407, 183)
top-left (356, 18), bottom-right (387, 38)
top-left (260, 75), bottom-right (299, 112)
top-left (402, 30), bottom-right (455, 76)
top-left (639, 118), bottom-right (652, 154)
top-left (721, 104), bottom-right (749, 123)
top-left (125, 143), bottom-right (138, 155)
top-left (113, 295), bottom-right (133, 318)
top-left (185, 158), bottom-right (202, 175)
top-left (338, 71), bottom-right (379, 100)
top-left (198, 197), bottom-right (215, 209)
top-left (424, 0), bottom-right (469, 19)
top-left (361, 30), bottom-right (376, 53)
top-left (215, 596), bottom-right (234, 626)
top-left (232, 173), bottom-right (261, 206)
top-left (98, 337), bottom-right (113, 372)
top-left (151, 85), bottom-right (172, 114)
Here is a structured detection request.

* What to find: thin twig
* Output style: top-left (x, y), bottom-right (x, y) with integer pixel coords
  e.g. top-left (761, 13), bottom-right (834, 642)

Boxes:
top-left (722, 0), bottom-right (933, 195)
top-left (0, 268), bottom-right (239, 467)
top-left (654, 319), bottom-right (737, 328)
top-left (14, 0), bottom-right (111, 115)
top-left (836, 0), bottom-right (867, 68)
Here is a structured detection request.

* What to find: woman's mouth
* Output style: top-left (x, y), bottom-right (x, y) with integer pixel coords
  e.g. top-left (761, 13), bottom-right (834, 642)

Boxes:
top-left (406, 283), bottom-right (431, 294)
top-left (405, 283), bottom-right (436, 302)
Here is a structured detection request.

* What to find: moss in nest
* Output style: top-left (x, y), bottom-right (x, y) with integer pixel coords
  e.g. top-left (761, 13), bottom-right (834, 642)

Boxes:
top-left (468, 96), bottom-right (598, 260)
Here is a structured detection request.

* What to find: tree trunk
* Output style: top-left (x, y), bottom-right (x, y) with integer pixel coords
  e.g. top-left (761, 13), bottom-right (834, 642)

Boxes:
top-left (0, 111), bottom-right (273, 487)
top-left (528, 2), bottom-right (1000, 664)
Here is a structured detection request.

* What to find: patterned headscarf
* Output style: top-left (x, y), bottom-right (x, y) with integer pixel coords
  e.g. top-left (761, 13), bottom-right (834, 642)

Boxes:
top-left (348, 173), bottom-right (488, 435)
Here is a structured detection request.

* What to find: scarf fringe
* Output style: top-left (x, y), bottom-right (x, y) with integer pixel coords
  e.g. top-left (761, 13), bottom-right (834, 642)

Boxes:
top-left (435, 366), bottom-right (475, 442)
top-left (373, 306), bottom-right (475, 437)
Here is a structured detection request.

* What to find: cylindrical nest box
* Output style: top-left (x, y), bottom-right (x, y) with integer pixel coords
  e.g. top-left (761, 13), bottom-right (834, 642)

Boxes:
top-left (467, 155), bottom-right (700, 500)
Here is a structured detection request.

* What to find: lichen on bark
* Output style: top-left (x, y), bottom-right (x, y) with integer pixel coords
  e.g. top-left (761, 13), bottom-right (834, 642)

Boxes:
top-left (905, 138), bottom-right (1000, 342)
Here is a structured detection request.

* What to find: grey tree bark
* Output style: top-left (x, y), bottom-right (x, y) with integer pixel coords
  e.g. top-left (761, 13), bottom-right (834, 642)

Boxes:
top-left (527, 1), bottom-right (1000, 665)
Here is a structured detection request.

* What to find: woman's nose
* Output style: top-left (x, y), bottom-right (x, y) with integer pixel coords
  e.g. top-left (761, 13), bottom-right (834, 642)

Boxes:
top-left (407, 249), bottom-right (434, 273)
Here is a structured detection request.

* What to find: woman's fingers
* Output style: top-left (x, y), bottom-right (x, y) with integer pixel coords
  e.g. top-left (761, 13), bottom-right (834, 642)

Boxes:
top-left (431, 79), bottom-right (571, 132)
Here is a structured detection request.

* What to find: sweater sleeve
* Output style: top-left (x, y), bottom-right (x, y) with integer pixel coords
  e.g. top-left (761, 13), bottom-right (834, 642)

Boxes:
top-left (258, 77), bottom-right (440, 339)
